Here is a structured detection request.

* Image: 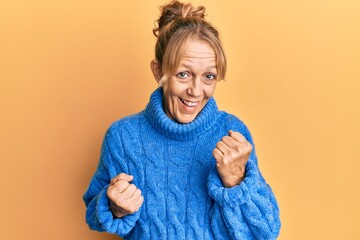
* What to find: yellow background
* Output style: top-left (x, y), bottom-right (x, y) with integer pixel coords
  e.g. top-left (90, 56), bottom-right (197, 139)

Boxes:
top-left (1, 0), bottom-right (359, 239)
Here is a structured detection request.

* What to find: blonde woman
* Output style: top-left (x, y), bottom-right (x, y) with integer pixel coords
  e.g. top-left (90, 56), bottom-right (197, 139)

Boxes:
top-left (84, 1), bottom-right (281, 239)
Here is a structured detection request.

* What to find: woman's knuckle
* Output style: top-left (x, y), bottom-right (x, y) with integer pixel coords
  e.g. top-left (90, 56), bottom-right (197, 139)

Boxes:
top-left (107, 188), bottom-right (115, 198)
top-left (121, 199), bottom-right (130, 208)
top-left (222, 136), bottom-right (230, 142)
top-left (223, 155), bottom-right (231, 163)
top-left (131, 205), bottom-right (138, 212)
top-left (235, 144), bottom-right (242, 153)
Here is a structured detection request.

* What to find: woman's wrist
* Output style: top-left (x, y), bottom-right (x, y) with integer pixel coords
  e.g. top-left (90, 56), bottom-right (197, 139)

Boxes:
top-left (221, 173), bottom-right (245, 188)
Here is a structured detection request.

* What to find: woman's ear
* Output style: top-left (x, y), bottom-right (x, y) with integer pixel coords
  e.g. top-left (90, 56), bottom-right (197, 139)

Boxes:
top-left (150, 60), bottom-right (162, 83)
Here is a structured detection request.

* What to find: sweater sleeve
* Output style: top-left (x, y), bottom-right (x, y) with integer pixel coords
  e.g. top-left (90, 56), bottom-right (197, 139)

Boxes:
top-left (207, 119), bottom-right (281, 239)
top-left (83, 125), bottom-right (141, 237)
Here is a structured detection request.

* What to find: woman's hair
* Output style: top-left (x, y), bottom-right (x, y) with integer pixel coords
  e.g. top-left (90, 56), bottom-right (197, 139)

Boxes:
top-left (153, 0), bottom-right (227, 81)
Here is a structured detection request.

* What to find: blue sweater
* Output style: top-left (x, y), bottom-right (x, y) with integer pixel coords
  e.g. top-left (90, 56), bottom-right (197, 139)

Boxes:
top-left (83, 88), bottom-right (281, 239)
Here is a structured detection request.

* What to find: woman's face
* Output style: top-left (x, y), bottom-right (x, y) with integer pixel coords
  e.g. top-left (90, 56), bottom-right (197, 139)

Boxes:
top-left (162, 40), bottom-right (218, 124)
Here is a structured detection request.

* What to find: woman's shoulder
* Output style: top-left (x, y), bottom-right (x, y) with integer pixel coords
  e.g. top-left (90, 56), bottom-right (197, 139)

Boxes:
top-left (107, 111), bottom-right (146, 133)
top-left (219, 111), bottom-right (253, 138)
top-left (219, 111), bottom-right (247, 127)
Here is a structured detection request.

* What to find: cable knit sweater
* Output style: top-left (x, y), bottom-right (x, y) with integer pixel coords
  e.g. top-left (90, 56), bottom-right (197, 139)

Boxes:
top-left (83, 88), bottom-right (281, 239)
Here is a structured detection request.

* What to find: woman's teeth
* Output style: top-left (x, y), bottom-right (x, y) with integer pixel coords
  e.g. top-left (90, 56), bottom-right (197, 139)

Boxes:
top-left (180, 98), bottom-right (198, 107)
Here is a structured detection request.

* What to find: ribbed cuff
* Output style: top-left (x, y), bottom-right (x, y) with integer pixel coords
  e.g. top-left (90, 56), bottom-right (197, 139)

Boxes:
top-left (96, 185), bottom-right (141, 236)
top-left (207, 161), bottom-right (259, 207)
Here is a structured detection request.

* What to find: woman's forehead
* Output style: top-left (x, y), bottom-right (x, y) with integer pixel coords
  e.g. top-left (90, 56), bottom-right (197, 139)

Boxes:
top-left (176, 41), bottom-right (216, 66)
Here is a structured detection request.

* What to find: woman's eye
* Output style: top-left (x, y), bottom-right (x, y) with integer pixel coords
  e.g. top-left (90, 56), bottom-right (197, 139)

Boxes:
top-left (205, 74), bottom-right (217, 81)
top-left (176, 72), bottom-right (190, 79)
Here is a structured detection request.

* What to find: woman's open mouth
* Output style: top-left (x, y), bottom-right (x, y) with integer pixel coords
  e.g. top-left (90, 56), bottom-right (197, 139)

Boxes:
top-left (180, 98), bottom-right (199, 107)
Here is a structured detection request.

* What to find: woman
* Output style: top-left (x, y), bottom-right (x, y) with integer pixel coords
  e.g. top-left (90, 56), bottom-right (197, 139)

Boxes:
top-left (83, 1), bottom-right (281, 239)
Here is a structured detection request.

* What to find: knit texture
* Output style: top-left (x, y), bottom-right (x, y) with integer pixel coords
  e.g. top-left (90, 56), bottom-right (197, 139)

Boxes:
top-left (83, 88), bottom-right (281, 239)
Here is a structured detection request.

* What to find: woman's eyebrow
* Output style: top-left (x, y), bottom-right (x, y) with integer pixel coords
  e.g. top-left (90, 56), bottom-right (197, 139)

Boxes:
top-left (207, 65), bottom-right (217, 71)
top-left (179, 63), bottom-right (194, 69)
top-left (179, 63), bottom-right (217, 71)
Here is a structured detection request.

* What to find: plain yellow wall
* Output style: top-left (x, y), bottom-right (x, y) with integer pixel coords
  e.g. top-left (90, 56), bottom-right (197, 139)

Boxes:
top-left (1, 0), bottom-right (359, 239)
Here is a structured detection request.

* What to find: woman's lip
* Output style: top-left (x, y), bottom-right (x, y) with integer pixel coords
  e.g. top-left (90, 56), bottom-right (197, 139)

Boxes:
top-left (180, 98), bottom-right (199, 107)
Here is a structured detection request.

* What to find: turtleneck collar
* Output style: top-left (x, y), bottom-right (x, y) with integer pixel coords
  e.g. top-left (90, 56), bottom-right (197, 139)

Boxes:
top-left (144, 87), bottom-right (221, 140)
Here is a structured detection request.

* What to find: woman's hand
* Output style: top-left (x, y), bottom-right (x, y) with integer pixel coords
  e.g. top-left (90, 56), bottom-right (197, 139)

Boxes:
top-left (107, 173), bottom-right (144, 218)
top-left (213, 130), bottom-right (253, 188)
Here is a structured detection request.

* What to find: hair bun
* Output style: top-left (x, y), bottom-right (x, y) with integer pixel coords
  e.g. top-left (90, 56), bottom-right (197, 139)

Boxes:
top-left (153, 0), bottom-right (206, 37)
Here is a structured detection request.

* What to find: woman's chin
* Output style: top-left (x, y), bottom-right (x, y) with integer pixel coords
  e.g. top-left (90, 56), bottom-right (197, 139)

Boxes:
top-left (174, 114), bottom-right (197, 124)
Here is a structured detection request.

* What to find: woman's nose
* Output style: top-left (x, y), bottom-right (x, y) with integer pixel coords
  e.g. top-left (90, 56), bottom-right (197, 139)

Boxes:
top-left (187, 78), bottom-right (202, 97)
